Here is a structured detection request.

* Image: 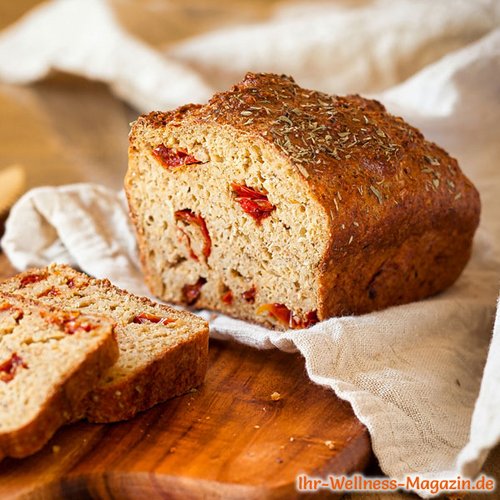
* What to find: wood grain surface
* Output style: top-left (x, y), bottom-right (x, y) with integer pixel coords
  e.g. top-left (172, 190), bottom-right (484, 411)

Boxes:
top-left (0, 254), bottom-right (372, 499)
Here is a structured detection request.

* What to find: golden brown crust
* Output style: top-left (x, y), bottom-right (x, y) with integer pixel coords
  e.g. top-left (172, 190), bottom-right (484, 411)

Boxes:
top-left (130, 72), bottom-right (480, 322)
top-left (0, 297), bottom-right (118, 459)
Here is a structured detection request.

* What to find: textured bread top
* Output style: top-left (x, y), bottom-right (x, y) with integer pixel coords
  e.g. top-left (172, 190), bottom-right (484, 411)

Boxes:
top-left (133, 72), bottom-right (480, 252)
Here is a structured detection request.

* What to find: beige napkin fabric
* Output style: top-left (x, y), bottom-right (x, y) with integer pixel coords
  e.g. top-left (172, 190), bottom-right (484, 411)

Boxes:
top-left (0, 0), bottom-right (499, 496)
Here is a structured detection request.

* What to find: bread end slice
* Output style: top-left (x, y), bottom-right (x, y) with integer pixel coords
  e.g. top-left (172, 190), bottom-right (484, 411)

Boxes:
top-left (85, 325), bottom-right (208, 422)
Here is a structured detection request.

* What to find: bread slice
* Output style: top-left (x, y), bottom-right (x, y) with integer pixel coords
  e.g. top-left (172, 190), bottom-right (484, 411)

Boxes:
top-left (0, 293), bottom-right (118, 460)
top-left (0, 265), bottom-right (209, 423)
top-left (126, 72), bottom-right (480, 329)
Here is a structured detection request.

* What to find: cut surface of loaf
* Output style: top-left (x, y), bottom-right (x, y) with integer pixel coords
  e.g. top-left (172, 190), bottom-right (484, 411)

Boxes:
top-left (0, 293), bottom-right (117, 460)
top-left (126, 72), bottom-right (480, 329)
top-left (0, 265), bottom-right (209, 423)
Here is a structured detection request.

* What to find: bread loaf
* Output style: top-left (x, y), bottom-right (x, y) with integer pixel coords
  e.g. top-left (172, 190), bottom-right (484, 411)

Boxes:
top-left (0, 265), bottom-right (209, 422)
top-left (126, 72), bottom-right (480, 329)
top-left (0, 293), bottom-right (117, 460)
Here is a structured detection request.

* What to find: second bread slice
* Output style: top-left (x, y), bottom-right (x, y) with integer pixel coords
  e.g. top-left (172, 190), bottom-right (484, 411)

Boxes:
top-left (0, 264), bottom-right (209, 423)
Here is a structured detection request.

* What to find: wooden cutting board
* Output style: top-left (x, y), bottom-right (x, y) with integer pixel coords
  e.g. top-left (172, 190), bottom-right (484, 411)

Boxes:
top-left (0, 255), bottom-right (372, 499)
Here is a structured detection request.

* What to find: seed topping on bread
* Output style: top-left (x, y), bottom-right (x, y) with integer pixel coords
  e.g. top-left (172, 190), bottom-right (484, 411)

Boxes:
top-left (197, 74), bottom-right (408, 181)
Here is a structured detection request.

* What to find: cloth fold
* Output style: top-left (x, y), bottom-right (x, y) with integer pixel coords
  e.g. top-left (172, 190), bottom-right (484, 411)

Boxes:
top-left (2, 185), bottom-right (149, 297)
top-left (0, 0), bottom-right (499, 496)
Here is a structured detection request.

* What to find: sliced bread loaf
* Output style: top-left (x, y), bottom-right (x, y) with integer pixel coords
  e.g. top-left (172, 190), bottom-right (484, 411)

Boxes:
top-left (0, 264), bottom-right (209, 423)
top-left (0, 293), bottom-right (118, 460)
top-left (126, 72), bottom-right (479, 329)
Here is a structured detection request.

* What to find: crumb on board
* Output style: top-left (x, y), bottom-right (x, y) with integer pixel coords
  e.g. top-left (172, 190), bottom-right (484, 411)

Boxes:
top-left (271, 391), bottom-right (281, 401)
top-left (324, 440), bottom-right (336, 450)
top-left (52, 445), bottom-right (61, 454)
top-left (289, 436), bottom-right (295, 442)
top-left (254, 425), bottom-right (260, 429)
top-left (169, 447), bottom-right (176, 453)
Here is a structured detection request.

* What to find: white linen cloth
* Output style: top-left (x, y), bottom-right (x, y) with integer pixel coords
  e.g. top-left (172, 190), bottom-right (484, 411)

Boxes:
top-left (0, 0), bottom-right (499, 496)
